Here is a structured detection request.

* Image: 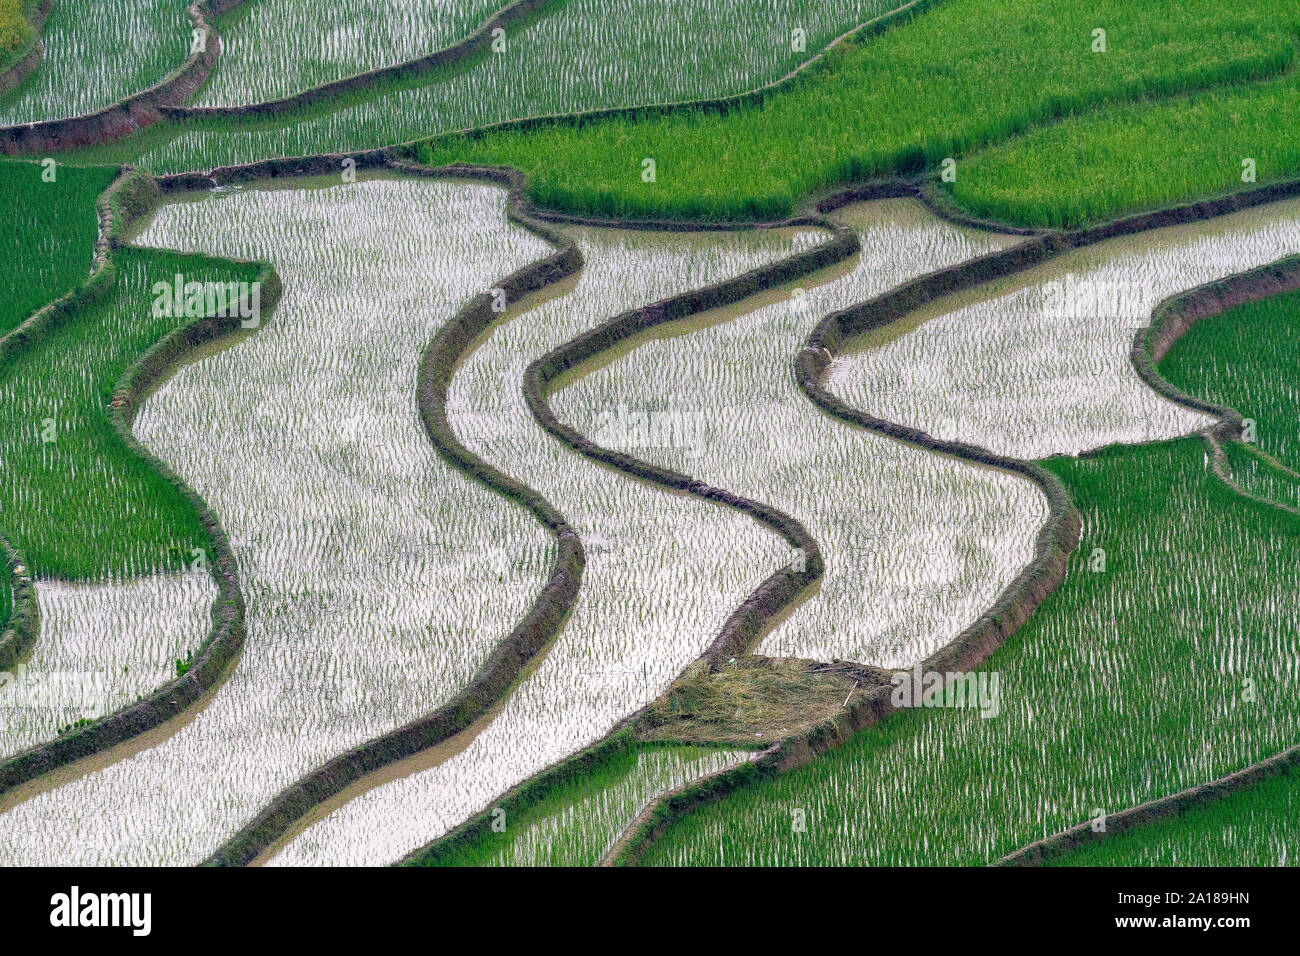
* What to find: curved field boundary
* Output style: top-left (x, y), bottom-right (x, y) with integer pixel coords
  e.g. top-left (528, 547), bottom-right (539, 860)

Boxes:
top-left (198, 158), bottom-right (588, 866)
top-left (1132, 253), bottom-right (1300, 516)
top-left (165, 0), bottom-right (562, 120)
top-left (994, 254), bottom-right (1300, 866)
top-left (0, 0), bottom-right (54, 99)
top-left (0, 0), bottom-right (246, 155)
top-left (523, 213), bottom-right (861, 667)
top-left (0, 166), bottom-right (277, 796)
top-left (184, 150), bottom-right (860, 865)
top-left (996, 743), bottom-right (1300, 866)
top-left (604, 177), bottom-right (1300, 866)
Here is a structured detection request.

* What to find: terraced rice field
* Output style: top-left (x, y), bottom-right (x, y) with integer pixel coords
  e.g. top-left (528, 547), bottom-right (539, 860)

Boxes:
top-left (0, 0), bottom-right (192, 124)
top-left (553, 201), bottom-right (1042, 666)
top-left (0, 175), bottom-right (560, 864)
top-left (4, 0), bottom-right (1300, 892)
top-left (0, 571), bottom-right (213, 757)
top-left (268, 221), bottom-right (810, 865)
top-left (639, 439), bottom-right (1300, 865)
top-left (830, 200), bottom-right (1300, 459)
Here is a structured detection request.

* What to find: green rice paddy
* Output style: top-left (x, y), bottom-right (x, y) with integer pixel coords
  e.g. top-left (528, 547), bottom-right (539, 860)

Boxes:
top-left (1, 160), bottom-right (117, 337)
top-left (0, 244), bottom-right (252, 579)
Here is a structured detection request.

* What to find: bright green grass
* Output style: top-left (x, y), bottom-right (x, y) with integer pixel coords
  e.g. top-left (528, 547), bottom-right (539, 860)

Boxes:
top-left (408, 0), bottom-right (1295, 221)
top-left (0, 0), bottom-right (29, 65)
top-left (638, 439), bottom-right (1300, 866)
top-left (0, 0), bottom-right (192, 125)
top-left (1160, 287), bottom-right (1300, 473)
top-left (1045, 764), bottom-right (1300, 866)
top-left (1034, 282), bottom-right (1300, 866)
top-left (1, 160), bottom-right (117, 336)
top-left (0, 245), bottom-right (259, 579)
top-left (951, 71), bottom-right (1300, 228)
top-left (410, 741), bottom-right (743, 867)
top-left (55, 0), bottom-right (1292, 201)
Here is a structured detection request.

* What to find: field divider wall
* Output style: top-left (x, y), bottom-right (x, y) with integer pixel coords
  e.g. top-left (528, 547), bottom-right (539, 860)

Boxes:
top-left (0, 0), bottom-right (249, 155)
top-left (522, 212), bottom-right (859, 667)
top-left (161, 0), bottom-right (934, 143)
top-left (0, 533), bottom-right (39, 672)
top-left (0, 164), bottom-right (278, 797)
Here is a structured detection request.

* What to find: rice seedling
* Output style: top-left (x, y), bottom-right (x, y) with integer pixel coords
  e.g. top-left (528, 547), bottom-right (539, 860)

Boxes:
top-left (61, 0), bottom-right (1288, 201)
top-left (0, 0), bottom-right (192, 125)
top-left (0, 246), bottom-right (250, 580)
top-left (829, 198), bottom-right (1300, 459)
top-left (553, 200), bottom-right (1043, 667)
top-left (0, 175), bottom-right (563, 865)
top-left (0, 570), bottom-right (214, 758)
top-left (636, 438), bottom-right (1300, 865)
top-left (390, 0), bottom-right (1292, 222)
top-left (949, 70), bottom-right (1300, 229)
top-left (1044, 765), bottom-right (1300, 867)
top-left (0, 160), bottom-right (117, 336)
top-left (75, 0), bottom-right (908, 173)
top-left (194, 0), bottom-right (504, 107)
top-left (416, 743), bottom-right (745, 867)
top-left (267, 220), bottom-right (811, 866)
top-left (1160, 286), bottom-right (1300, 475)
